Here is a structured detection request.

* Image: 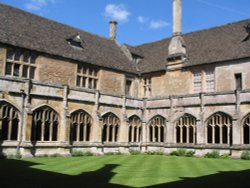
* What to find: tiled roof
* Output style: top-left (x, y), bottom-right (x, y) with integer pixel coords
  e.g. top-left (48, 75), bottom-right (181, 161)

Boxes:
top-left (134, 19), bottom-right (250, 73)
top-left (0, 3), bottom-right (137, 74)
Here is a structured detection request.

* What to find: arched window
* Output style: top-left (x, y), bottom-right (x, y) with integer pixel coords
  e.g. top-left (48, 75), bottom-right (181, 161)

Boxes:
top-left (31, 106), bottom-right (59, 142)
top-left (148, 116), bottom-right (165, 143)
top-left (102, 113), bottom-right (120, 143)
top-left (70, 110), bottom-right (92, 142)
top-left (206, 112), bottom-right (232, 145)
top-left (128, 116), bottom-right (142, 143)
top-left (243, 114), bottom-right (250, 144)
top-left (0, 102), bottom-right (19, 141)
top-left (175, 114), bottom-right (196, 144)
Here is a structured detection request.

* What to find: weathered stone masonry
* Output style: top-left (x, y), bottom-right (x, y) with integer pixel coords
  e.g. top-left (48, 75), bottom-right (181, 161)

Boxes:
top-left (1, 1), bottom-right (250, 157)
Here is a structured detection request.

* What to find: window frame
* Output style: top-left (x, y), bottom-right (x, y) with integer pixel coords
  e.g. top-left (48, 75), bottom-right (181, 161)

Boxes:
top-left (192, 69), bottom-right (215, 93)
top-left (76, 64), bottom-right (98, 90)
top-left (5, 48), bottom-right (37, 80)
top-left (143, 77), bottom-right (152, 97)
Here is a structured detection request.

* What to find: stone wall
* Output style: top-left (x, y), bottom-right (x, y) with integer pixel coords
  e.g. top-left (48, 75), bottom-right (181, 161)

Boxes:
top-left (216, 59), bottom-right (250, 91)
top-left (164, 69), bottom-right (192, 95)
top-left (38, 55), bottom-right (76, 86)
top-left (99, 69), bottom-right (125, 96)
top-left (1, 77), bottom-right (250, 157)
top-left (0, 47), bottom-right (6, 76)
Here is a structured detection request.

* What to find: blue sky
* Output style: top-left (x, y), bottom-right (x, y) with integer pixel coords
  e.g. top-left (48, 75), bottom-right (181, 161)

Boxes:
top-left (1, 0), bottom-right (250, 45)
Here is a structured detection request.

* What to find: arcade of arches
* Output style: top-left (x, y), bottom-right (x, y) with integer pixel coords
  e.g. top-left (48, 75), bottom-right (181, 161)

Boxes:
top-left (1, 101), bottom-right (250, 147)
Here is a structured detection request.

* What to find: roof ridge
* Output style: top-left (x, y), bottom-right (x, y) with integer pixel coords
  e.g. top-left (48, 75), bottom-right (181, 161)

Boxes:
top-left (134, 18), bottom-right (250, 48)
top-left (0, 2), bottom-right (112, 43)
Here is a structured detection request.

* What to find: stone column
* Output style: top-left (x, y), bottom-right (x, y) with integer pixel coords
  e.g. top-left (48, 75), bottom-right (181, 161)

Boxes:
top-left (197, 93), bottom-right (205, 145)
top-left (91, 91), bottom-right (102, 143)
top-left (119, 96), bottom-right (128, 143)
top-left (196, 119), bottom-right (205, 145)
top-left (142, 99), bottom-right (148, 143)
top-left (232, 90), bottom-right (241, 145)
top-left (60, 85), bottom-right (69, 142)
top-left (167, 96), bottom-right (174, 144)
top-left (24, 112), bottom-right (33, 142)
top-left (232, 118), bottom-right (240, 145)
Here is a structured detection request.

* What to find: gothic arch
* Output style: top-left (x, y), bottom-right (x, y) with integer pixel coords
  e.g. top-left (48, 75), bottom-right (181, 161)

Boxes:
top-left (147, 115), bottom-right (166, 143)
top-left (242, 113), bottom-right (250, 144)
top-left (206, 112), bottom-right (232, 145)
top-left (70, 109), bottom-right (92, 142)
top-left (128, 115), bottom-right (142, 143)
top-left (32, 104), bottom-right (59, 115)
top-left (174, 113), bottom-right (197, 144)
top-left (204, 111), bottom-right (233, 122)
top-left (147, 114), bottom-right (168, 123)
top-left (0, 101), bottom-right (20, 141)
top-left (31, 105), bottom-right (59, 142)
top-left (101, 112), bottom-right (120, 143)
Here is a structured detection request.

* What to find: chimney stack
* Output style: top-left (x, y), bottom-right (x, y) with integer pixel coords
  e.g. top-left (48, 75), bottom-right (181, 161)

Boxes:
top-left (167, 0), bottom-right (186, 70)
top-left (173, 0), bottom-right (182, 36)
top-left (109, 20), bottom-right (117, 40)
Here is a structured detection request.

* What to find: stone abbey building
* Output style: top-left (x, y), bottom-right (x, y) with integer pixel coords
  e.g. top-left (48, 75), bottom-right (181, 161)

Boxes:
top-left (1, 1), bottom-right (250, 157)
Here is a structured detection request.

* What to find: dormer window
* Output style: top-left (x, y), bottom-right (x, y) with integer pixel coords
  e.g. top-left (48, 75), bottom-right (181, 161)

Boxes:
top-left (132, 54), bottom-right (142, 64)
top-left (67, 33), bottom-right (84, 49)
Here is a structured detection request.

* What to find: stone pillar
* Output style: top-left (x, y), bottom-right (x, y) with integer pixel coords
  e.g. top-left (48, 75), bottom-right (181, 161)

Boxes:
top-left (24, 112), bottom-right (33, 142)
top-left (232, 90), bottom-right (241, 145)
top-left (22, 79), bottom-right (32, 142)
top-left (142, 99), bottom-right (148, 143)
top-left (196, 119), bottom-right (205, 145)
top-left (91, 91), bottom-right (102, 143)
top-left (59, 85), bottom-right (69, 142)
top-left (197, 93), bottom-right (205, 145)
top-left (109, 20), bottom-right (117, 40)
top-left (119, 96), bottom-right (128, 143)
top-left (232, 118), bottom-right (240, 145)
top-left (167, 96), bottom-right (175, 144)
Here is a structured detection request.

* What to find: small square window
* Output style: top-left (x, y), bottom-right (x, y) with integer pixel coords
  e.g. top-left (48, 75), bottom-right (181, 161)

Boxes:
top-left (235, 73), bottom-right (242, 90)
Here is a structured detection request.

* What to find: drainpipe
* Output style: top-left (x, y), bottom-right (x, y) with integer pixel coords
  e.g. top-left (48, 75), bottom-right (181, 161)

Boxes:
top-left (17, 89), bottom-right (25, 153)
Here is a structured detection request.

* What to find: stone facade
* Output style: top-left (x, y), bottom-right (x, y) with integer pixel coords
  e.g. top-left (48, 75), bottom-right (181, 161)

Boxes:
top-left (1, 47), bottom-right (250, 158)
top-left (1, 3), bottom-right (250, 158)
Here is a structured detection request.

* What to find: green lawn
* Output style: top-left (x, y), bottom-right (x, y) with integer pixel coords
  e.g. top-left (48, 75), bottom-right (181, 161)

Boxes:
top-left (1, 155), bottom-right (250, 188)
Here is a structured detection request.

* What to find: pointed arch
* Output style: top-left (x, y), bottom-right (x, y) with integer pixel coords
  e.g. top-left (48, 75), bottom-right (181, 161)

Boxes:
top-left (148, 115), bottom-right (166, 143)
top-left (102, 112), bottom-right (120, 143)
top-left (32, 104), bottom-right (59, 115)
top-left (70, 109), bottom-right (92, 142)
top-left (206, 112), bottom-right (232, 145)
top-left (175, 113), bottom-right (197, 144)
top-left (242, 113), bottom-right (250, 144)
top-left (31, 105), bottom-right (59, 142)
top-left (0, 101), bottom-right (20, 141)
top-left (128, 115), bottom-right (142, 143)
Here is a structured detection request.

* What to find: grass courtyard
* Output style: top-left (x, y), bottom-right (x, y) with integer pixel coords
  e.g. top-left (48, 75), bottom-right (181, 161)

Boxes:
top-left (1, 155), bottom-right (250, 188)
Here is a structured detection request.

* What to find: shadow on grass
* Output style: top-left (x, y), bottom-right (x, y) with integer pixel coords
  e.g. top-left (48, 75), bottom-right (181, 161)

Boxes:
top-left (0, 159), bottom-right (250, 188)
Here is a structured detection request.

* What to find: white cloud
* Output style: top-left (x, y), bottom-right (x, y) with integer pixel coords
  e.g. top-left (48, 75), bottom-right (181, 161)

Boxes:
top-left (149, 20), bottom-right (170, 29)
top-left (105, 4), bottom-right (130, 22)
top-left (25, 0), bottom-right (55, 11)
top-left (137, 16), bottom-right (147, 24)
